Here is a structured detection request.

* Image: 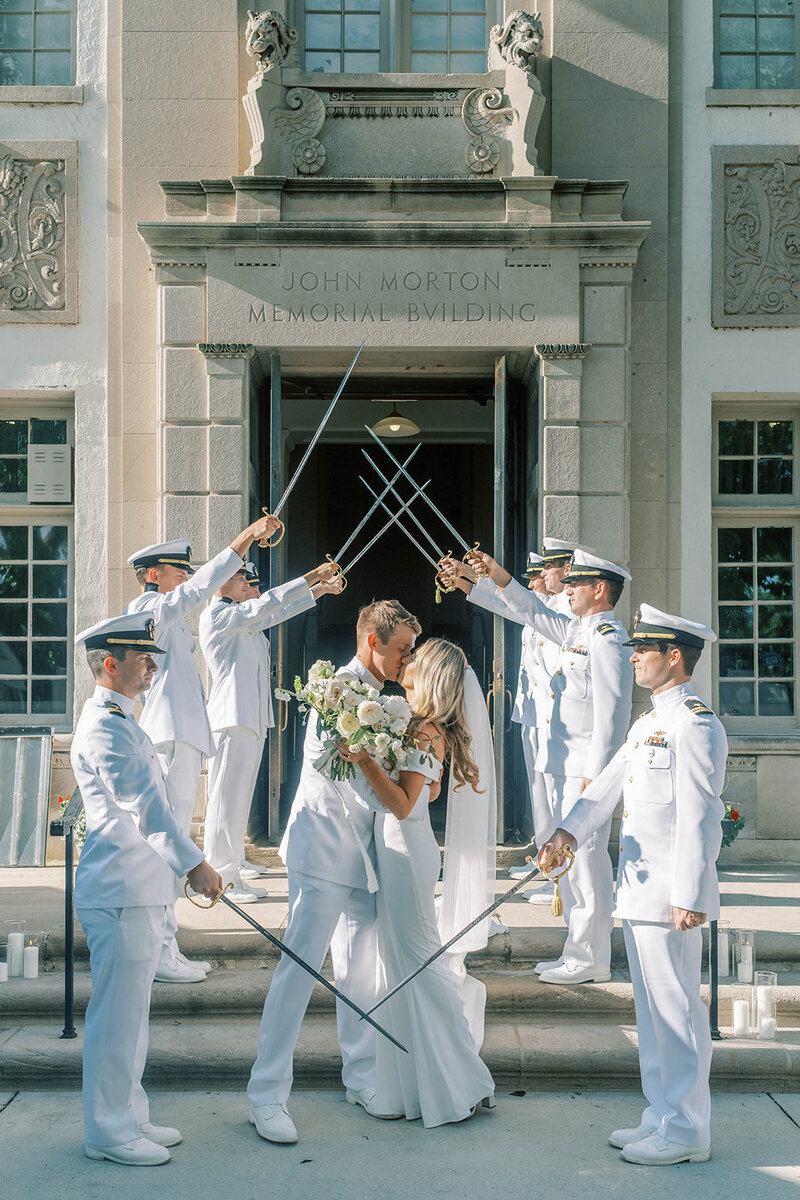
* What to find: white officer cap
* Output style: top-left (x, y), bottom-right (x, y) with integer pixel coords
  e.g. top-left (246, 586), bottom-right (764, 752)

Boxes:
top-left (566, 548), bottom-right (631, 586)
top-left (540, 537), bottom-right (598, 563)
top-left (75, 613), bottom-right (165, 654)
top-left (624, 603), bottom-right (716, 651)
top-left (127, 539), bottom-right (193, 573)
top-left (243, 561), bottom-right (260, 585)
top-left (524, 551), bottom-right (545, 576)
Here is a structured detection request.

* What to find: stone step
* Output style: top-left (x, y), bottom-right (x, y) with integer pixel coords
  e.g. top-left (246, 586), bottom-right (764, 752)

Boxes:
top-left (4, 966), bottom-right (800, 1023)
top-left (2, 1016), bottom-right (799, 1093)
top-left (37, 924), bottom-right (800, 971)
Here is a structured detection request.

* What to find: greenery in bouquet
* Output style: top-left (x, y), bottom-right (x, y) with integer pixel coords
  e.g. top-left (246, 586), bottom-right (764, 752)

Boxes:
top-left (721, 802), bottom-right (745, 848)
top-left (58, 795), bottom-right (86, 849)
top-left (276, 659), bottom-right (423, 783)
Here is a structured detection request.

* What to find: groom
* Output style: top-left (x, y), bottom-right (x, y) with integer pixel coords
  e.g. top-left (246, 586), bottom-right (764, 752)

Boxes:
top-left (247, 599), bottom-right (421, 1144)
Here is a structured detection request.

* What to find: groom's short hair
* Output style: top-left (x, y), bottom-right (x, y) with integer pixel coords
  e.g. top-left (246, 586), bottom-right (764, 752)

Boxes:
top-left (357, 599), bottom-right (421, 645)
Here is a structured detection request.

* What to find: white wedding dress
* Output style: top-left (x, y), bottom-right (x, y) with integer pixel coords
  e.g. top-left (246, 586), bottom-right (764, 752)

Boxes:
top-left (373, 745), bottom-right (495, 1126)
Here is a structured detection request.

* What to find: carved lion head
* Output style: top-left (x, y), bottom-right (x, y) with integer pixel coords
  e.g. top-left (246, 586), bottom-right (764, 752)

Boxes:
top-left (246, 9), bottom-right (299, 73)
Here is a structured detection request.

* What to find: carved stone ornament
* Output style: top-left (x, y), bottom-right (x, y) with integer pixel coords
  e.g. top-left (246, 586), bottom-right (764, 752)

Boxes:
top-left (325, 88), bottom-right (462, 119)
top-left (719, 152), bottom-right (800, 327)
top-left (535, 343), bottom-right (591, 360)
top-left (0, 151), bottom-right (66, 314)
top-left (245, 9), bottom-right (298, 75)
top-left (490, 10), bottom-right (544, 77)
top-left (462, 87), bottom-right (513, 176)
top-left (199, 344), bottom-right (256, 360)
top-left (275, 87), bottom-right (327, 176)
top-left (727, 756), bottom-right (757, 771)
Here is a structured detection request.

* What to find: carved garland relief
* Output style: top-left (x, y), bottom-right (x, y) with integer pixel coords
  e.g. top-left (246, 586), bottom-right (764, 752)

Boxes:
top-left (719, 153), bottom-right (800, 327)
top-left (0, 152), bottom-right (66, 314)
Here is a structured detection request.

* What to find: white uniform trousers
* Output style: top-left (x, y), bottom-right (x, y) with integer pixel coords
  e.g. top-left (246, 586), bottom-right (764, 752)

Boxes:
top-left (77, 904), bottom-right (167, 1146)
top-left (154, 739), bottom-right (203, 965)
top-left (248, 870), bottom-right (378, 1106)
top-left (547, 773), bottom-right (614, 971)
top-left (624, 921), bottom-right (711, 1147)
top-left (203, 726), bottom-right (263, 886)
top-left (520, 725), bottom-right (555, 846)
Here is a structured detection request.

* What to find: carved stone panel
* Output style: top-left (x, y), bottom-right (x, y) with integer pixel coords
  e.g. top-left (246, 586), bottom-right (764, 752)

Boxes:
top-left (713, 145), bottom-right (800, 328)
top-left (0, 140), bottom-right (77, 323)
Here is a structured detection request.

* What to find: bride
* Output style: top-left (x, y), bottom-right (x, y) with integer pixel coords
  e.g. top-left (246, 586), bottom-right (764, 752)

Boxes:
top-left (338, 638), bottom-right (496, 1127)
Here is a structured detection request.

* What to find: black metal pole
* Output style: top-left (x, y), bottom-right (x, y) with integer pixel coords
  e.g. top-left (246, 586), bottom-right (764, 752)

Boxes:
top-left (60, 825), bottom-right (77, 1039)
top-left (709, 918), bottom-right (722, 1041)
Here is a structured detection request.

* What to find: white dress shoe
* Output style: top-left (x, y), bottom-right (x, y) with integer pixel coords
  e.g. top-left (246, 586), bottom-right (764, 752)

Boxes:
top-left (538, 962), bottom-right (611, 985)
top-left (346, 1087), bottom-right (403, 1119)
top-left (139, 1122), bottom-right (182, 1147)
top-left (508, 862), bottom-right (537, 880)
top-left (85, 1136), bottom-right (170, 1165)
top-left (249, 1103), bottom-right (298, 1144)
top-left (534, 958), bottom-right (563, 975)
top-left (227, 885), bottom-right (262, 904)
top-left (240, 858), bottom-right (268, 878)
top-left (153, 957), bottom-right (206, 984)
top-left (176, 951), bottom-right (211, 973)
top-left (621, 1132), bottom-right (710, 1165)
top-left (608, 1123), bottom-right (653, 1149)
top-left (524, 884), bottom-right (555, 905)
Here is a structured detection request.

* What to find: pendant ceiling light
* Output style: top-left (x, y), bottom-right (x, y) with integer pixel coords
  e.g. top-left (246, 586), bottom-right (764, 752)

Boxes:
top-left (370, 404), bottom-right (420, 438)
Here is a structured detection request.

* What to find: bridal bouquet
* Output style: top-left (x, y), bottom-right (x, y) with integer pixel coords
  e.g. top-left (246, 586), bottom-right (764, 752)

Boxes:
top-left (276, 659), bottom-right (416, 782)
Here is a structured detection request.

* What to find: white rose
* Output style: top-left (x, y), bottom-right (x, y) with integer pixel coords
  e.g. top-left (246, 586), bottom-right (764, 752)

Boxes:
top-left (367, 686), bottom-right (380, 701)
top-left (393, 745), bottom-right (408, 765)
top-left (357, 700), bottom-right (384, 727)
top-left (389, 718), bottom-right (407, 735)
top-left (374, 732), bottom-right (391, 752)
top-left (383, 695), bottom-right (411, 721)
top-left (308, 659), bottom-right (335, 683)
top-left (324, 679), bottom-right (345, 707)
top-left (336, 711), bottom-right (360, 738)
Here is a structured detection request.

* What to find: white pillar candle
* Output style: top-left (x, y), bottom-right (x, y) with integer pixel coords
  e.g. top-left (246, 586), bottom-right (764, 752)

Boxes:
top-left (23, 945), bottom-right (38, 979)
top-left (758, 1016), bottom-right (777, 1040)
top-left (0, 962), bottom-right (7, 983)
top-left (756, 985), bottom-right (773, 1018)
top-left (732, 998), bottom-right (750, 1037)
top-left (7, 931), bottom-right (23, 977)
top-left (737, 962), bottom-right (753, 983)
top-left (717, 929), bottom-right (730, 977)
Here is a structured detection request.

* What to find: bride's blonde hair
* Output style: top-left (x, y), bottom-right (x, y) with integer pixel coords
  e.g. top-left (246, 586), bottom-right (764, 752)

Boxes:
top-left (408, 638), bottom-right (481, 791)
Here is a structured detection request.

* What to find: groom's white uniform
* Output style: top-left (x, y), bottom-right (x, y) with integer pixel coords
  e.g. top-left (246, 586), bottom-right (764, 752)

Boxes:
top-left (248, 657), bottom-right (384, 1107)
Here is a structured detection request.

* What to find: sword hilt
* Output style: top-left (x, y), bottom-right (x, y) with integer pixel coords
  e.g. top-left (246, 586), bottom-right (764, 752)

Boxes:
top-left (539, 844), bottom-right (575, 918)
top-left (184, 880), bottom-right (233, 908)
top-left (435, 552), bottom-right (457, 603)
top-left (463, 542), bottom-right (489, 578)
top-left (258, 508), bottom-right (285, 548)
top-left (325, 553), bottom-right (348, 592)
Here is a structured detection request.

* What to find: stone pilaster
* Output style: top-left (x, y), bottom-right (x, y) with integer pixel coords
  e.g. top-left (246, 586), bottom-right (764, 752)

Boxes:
top-left (534, 343), bottom-right (590, 545)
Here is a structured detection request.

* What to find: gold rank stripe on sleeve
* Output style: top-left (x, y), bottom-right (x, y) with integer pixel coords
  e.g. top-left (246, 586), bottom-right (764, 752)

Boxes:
top-left (684, 698), bottom-right (713, 716)
top-left (103, 701), bottom-right (126, 718)
top-left (596, 622), bottom-right (617, 636)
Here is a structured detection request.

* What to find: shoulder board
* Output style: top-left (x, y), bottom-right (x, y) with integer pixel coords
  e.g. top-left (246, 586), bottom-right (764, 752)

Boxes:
top-left (103, 701), bottom-right (126, 718)
top-left (684, 698), bottom-right (714, 717)
top-left (596, 622), bottom-right (618, 637)
top-left (634, 707), bottom-right (655, 723)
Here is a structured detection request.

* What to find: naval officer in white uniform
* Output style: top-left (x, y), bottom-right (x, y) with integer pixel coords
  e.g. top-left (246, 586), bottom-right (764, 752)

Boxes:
top-left (247, 599), bottom-right (421, 1145)
top-left (71, 614), bottom-right (223, 1166)
top-left (199, 558), bottom-right (344, 901)
top-left (540, 605), bottom-right (726, 1166)
top-left (125, 513), bottom-right (279, 982)
top-left (462, 547), bottom-right (633, 984)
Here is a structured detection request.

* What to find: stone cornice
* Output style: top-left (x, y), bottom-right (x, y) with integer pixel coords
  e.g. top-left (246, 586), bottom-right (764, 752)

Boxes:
top-left (199, 343), bottom-right (256, 359)
top-left (535, 343), bottom-right (591, 360)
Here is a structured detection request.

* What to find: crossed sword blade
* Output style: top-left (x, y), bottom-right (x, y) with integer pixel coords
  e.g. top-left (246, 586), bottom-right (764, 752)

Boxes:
top-left (216, 892), bottom-right (408, 1054)
top-left (332, 444), bottom-right (421, 564)
top-left (271, 343), bottom-right (365, 521)
top-left (362, 451), bottom-right (446, 562)
top-left (359, 477), bottom-right (440, 570)
top-left (365, 424), bottom-right (472, 554)
top-left (363, 861), bottom-right (550, 1018)
top-left (340, 483), bottom-right (430, 576)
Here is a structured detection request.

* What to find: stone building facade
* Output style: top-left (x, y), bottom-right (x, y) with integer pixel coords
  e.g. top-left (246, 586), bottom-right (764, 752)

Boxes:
top-left (1, 1), bottom-right (798, 862)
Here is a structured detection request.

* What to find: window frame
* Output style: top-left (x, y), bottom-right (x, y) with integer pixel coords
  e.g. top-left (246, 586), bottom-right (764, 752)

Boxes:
top-left (292, 0), bottom-right (501, 74)
top-left (0, 407), bottom-right (74, 506)
top-left (713, 0), bottom-right (800, 91)
top-left (0, 0), bottom-right (77, 89)
top-left (712, 401), bottom-right (800, 735)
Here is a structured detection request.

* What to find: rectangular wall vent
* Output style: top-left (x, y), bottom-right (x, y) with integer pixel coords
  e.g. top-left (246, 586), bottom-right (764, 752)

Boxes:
top-left (27, 445), bottom-right (72, 503)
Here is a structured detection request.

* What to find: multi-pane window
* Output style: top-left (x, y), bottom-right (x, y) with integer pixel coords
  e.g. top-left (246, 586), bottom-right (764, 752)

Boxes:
top-left (300, 0), bottom-right (494, 72)
top-left (0, 416), bottom-right (68, 503)
top-left (716, 524), bottom-right (795, 718)
top-left (0, 521), bottom-right (71, 718)
top-left (718, 419), bottom-right (794, 498)
top-left (0, 0), bottom-right (74, 87)
top-left (410, 0), bottom-right (488, 73)
top-left (715, 0), bottom-right (798, 89)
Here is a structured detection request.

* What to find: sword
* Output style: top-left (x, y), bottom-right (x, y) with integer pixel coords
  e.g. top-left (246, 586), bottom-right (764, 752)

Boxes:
top-left (363, 847), bottom-right (575, 1017)
top-left (259, 343), bottom-right (365, 548)
top-left (361, 451), bottom-right (460, 599)
top-left (184, 882), bottom-right (407, 1054)
top-left (328, 446), bottom-right (422, 585)
top-left (359, 477), bottom-right (440, 570)
top-left (364, 427), bottom-right (489, 571)
top-left (340, 483), bottom-right (430, 579)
